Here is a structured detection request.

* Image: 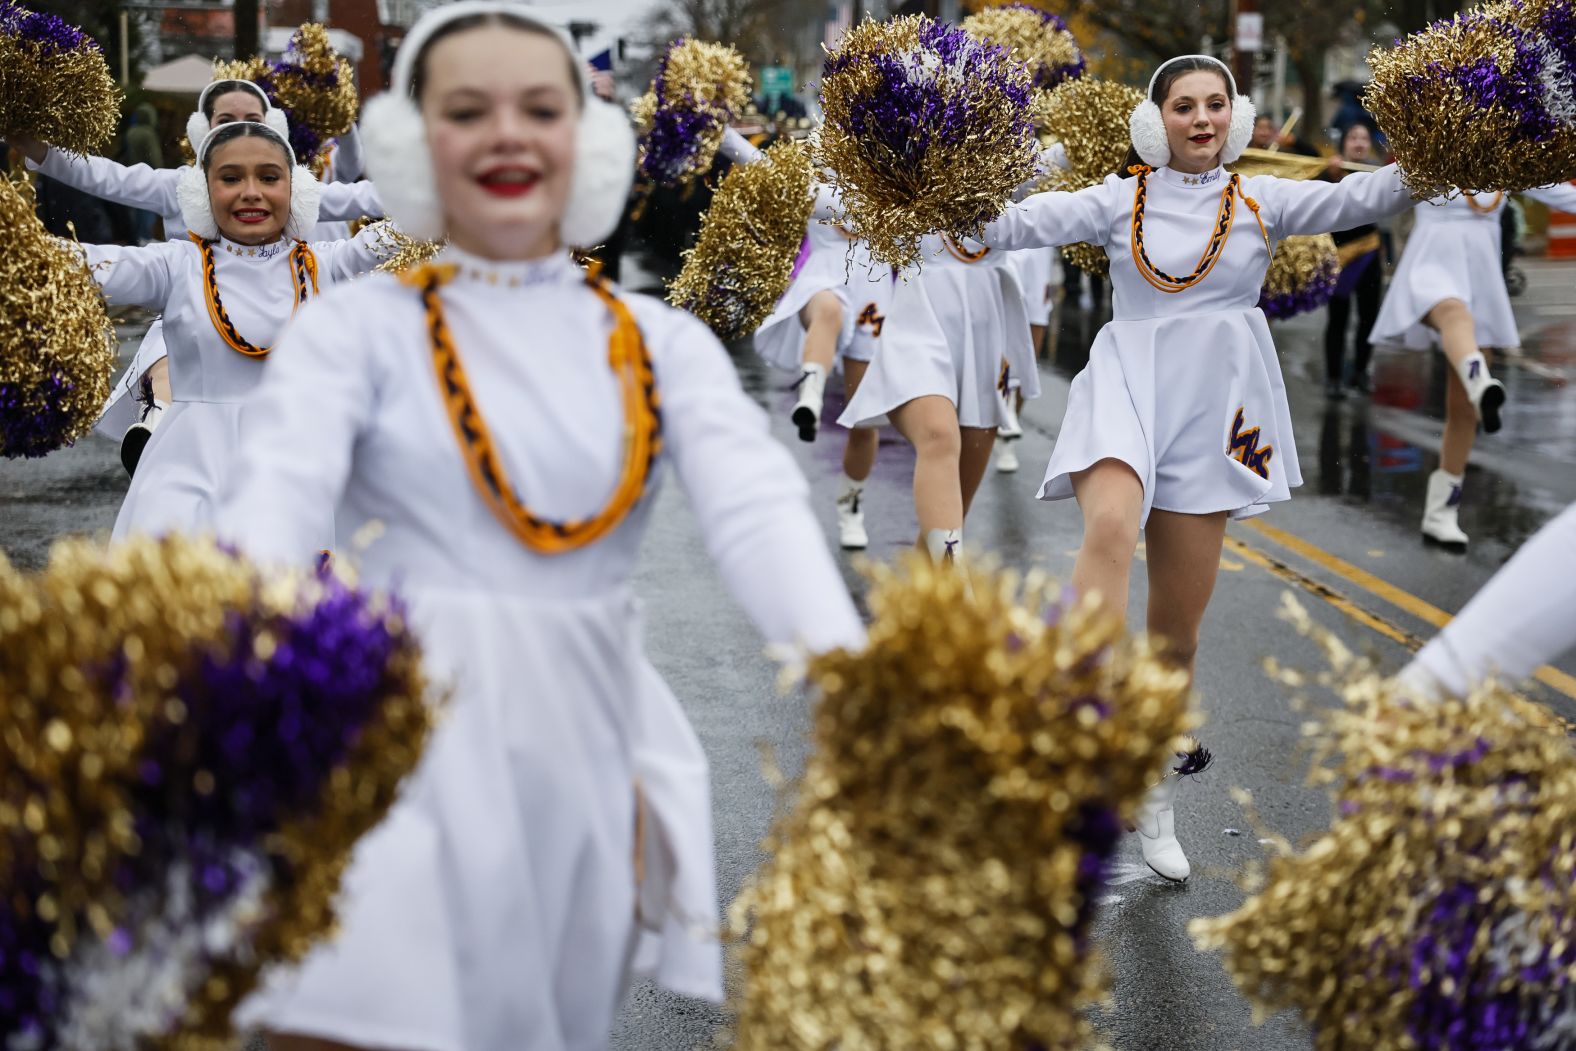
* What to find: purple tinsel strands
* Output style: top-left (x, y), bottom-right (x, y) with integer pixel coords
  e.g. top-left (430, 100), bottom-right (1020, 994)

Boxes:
top-left (1259, 257), bottom-right (1339, 321)
top-left (252, 67), bottom-right (328, 168)
top-left (998, 3), bottom-right (1087, 87)
top-left (0, 0), bottom-right (99, 54)
top-left (0, 375), bottom-right (79, 460)
top-left (641, 104), bottom-right (718, 183)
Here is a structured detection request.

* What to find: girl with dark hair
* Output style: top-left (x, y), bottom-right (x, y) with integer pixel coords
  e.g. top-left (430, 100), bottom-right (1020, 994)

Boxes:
top-left (982, 54), bottom-right (1414, 881)
top-left (213, 5), bottom-right (861, 1048)
top-left (9, 80), bottom-right (383, 475)
top-left (65, 120), bottom-right (392, 539)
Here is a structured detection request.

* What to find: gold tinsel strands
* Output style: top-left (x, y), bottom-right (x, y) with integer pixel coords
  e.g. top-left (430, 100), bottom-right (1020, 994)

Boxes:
top-left (960, 6), bottom-right (1085, 91)
top-left (632, 39), bottom-right (753, 185)
top-left (816, 17), bottom-right (1039, 271)
top-left (0, 4), bottom-right (121, 155)
top-left (1190, 595), bottom-right (1576, 1049)
top-left (1037, 77), bottom-right (1143, 275)
top-left (731, 556), bottom-right (1193, 1050)
top-left (1365, 0), bottom-right (1576, 197)
top-left (667, 138), bottom-right (815, 339)
top-left (0, 535), bottom-right (434, 1050)
top-left (362, 218), bottom-right (446, 274)
top-left (0, 174), bottom-right (115, 459)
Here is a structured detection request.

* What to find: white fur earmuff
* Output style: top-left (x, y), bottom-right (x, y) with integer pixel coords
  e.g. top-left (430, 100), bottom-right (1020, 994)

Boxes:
top-left (187, 80), bottom-right (290, 157)
top-left (1128, 55), bottom-right (1257, 169)
top-left (361, 0), bottom-right (637, 248)
top-left (179, 122), bottom-right (321, 242)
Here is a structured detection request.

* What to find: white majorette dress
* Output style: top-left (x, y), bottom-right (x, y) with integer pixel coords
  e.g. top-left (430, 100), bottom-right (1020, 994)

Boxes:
top-left (982, 162), bottom-right (1410, 521)
top-left (80, 229), bottom-right (389, 539)
top-left (224, 248), bottom-right (864, 1051)
top-left (754, 183), bottom-right (894, 369)
top-left (1371, 183), bottom-right (1576, 351)
top-left (840, 232), bottom-right (1040, 429)
top-left (1008, 246), bottom-right (1057, 327)
top-left (28, 148), bottom-right (384, 437)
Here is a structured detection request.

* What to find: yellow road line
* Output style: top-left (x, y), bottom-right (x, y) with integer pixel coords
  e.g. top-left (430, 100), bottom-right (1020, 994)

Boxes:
top-left (1236, 520), bottom-right (1576, 701)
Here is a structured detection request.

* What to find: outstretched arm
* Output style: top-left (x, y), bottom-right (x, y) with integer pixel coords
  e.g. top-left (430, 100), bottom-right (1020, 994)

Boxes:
top-left (1258, 163), bottom-right (1411, 237)
top-left (980, 178), bottom-right (1114, 251)
top-left (26, 147), bottom-right (182, 219)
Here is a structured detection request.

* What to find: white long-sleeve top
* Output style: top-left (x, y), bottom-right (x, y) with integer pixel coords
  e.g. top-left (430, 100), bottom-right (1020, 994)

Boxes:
top-left (983, 163), bottom-right (1412, 319)
top-left (81, 230), bottom-right (388, 403)
top-left (30, 149), bottom-right (383, 241)
top-left (1411, 182), bottom-right (1576, 228)
top-left (217, 248), bottom-right (865, 655)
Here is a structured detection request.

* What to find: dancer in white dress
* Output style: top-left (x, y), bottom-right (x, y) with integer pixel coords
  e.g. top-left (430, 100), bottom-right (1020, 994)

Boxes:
top-left (11, 80), bottom-right (383, 472)
top-left (1370, 182), bottom-right (1576, 548)
top-left (980, 55), bottom-right (1413, 880)
top-left (838, 228), bottom-right (1039, 564)
top-left (719, 126), bottom-right (892, 549)
top-left (217, 6), bottom-right (862, 1049)
top-left (996, 245), bottom-right (1058, 473)
top-left (71, 120), bottom-right (390, 540)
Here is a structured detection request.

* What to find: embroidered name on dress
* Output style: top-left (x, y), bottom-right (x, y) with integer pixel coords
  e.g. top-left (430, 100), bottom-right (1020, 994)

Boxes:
top-left (1228, 407), bottom-right (1274, 480)
top-left (1179, 169), bottom-right (1222, 187)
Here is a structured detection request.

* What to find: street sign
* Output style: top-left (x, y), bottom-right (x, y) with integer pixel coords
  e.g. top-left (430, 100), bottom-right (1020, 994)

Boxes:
top-left (1235, 12), bottom-right (1264, 52)
top-left (760, 65), bottom-right (794, 97)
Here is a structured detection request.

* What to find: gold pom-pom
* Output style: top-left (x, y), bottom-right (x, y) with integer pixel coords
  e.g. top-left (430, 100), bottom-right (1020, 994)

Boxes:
top-left (0, 174), bottom-right (116, 458)
top-left (1034, 77), bottom-right (1141, 277)
top-left (1258, 234), bottom-right (1339, 320)
top-left (0, 534), bottom-right (435, 1050)
top-left (1365, 0), bottom-right (1576, 196)
top-left (731, 556), bottom-right (1193, 1050)
top-left (817, 16), bottom-right (1039, 270)
top-left (1191, 594), bottom-right (1576, 1049)
top-left (0, 3), bottom-right (121, 154)
top-left (633, 39), bottom-right (753, 185)
top-left (215, 24), bottom-right (359, 177)
top-left (960, 4), bottom-right (1086, 90)
top-left (667, 139), bottom-right (815, 339)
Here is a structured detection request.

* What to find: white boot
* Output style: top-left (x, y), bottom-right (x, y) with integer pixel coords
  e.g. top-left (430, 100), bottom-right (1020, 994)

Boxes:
top-left (997, 385), bottom-right (1023, 440)
top-left (836, 485), bottom-right (868, 550)
top-left (995, 440), bottom-right (1020, 474)
top-left (1133, 775), bottom-right (1189, 882)
top-left (1421, 468), bottom-right (1469, 549)
top-left (924, 527), bottom-right (962, 566)
top-left (120, 399), bottom-right (167, 478)
top-left (791, 363), bottom-right (827, 442)
top-left (1455, 352), bottom-right (1507, 434)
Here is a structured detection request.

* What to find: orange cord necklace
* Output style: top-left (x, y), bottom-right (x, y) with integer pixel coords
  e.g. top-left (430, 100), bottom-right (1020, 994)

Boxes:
top-left (1127, 165), bottom-right (1268, 293)
top-left (192, 234), bottom-right (319, 357)
top-left (401, 262), bottom-right (662, 555)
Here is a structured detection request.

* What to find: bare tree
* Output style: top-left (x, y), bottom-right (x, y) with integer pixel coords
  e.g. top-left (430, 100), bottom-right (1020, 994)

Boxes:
top-left (636, 0), bottom-right (823, 73)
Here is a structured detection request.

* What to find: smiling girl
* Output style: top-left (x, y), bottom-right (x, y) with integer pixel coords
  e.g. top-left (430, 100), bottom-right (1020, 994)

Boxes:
top-left (215, 5), bottom-right (861, 1048)
top-left (70, 120), bottom-right (392, 541)
top-left (981, 55), bottom-right (1414, 881)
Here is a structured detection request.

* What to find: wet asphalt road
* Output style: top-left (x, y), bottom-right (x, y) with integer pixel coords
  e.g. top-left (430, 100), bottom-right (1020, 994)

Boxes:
top-left (3, 256), bottom-right (1575, 1051)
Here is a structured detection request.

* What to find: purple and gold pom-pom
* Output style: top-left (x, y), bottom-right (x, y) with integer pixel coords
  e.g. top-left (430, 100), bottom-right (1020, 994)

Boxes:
top-left (817, 15), bottom-right (1039, 270)
top-left (213, 23), bottom-right (359, 177)
top-left (1192, 595), bottom-right (1576, 1051)
top-left (668, 138), bottom-right (815, 339)
top-left (0, 1), bottom-right (121, 154)
top-left (1367, 0), bottom-right (1576, 196)
top-left (632, 39), bottom-right (752, 186)
top-left (0, 535), bottom-right (435, 1051)
top-left (961, 4), bottom-right (1086, 90)
top-left (731, 557), bottom-right (1193, 1050)
top-left (0, 175), bottom-right (115, 458)
top-left (1258, 234), bottom-right (1339, 320)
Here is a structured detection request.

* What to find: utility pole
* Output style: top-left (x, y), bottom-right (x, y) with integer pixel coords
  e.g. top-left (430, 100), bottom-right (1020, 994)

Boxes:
top-left (1232, 0), bottom-right (1262, 95)
top-left (234, 0), bottom-right (261, 59)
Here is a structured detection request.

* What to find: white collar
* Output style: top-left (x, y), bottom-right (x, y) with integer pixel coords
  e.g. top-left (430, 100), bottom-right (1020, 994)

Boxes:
top-left (1157, 165), bottom-right (1227, 189)
top-left (440, 246), bottom-right (579, 289)
top-left (216, 235), bottom-right (291, 260)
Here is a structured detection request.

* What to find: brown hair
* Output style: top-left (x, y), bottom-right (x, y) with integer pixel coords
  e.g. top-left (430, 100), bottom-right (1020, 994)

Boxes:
top-left (408, 13), bottom-right (581, 106)
top-left (1118, 57), bottom-right (1233, 176)
top-left (201, 121), bottom-right (292, 171)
